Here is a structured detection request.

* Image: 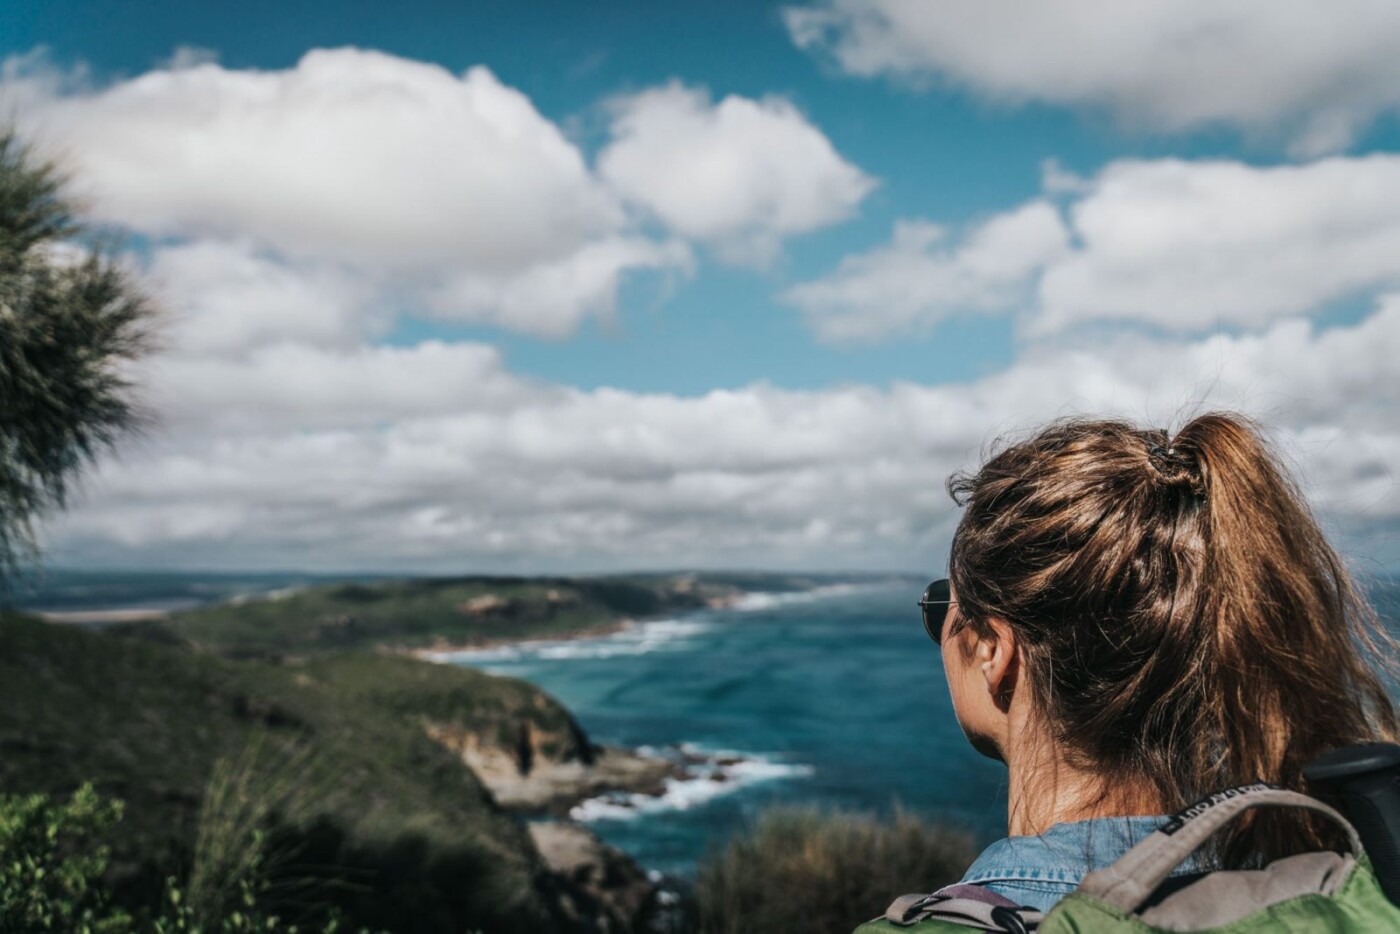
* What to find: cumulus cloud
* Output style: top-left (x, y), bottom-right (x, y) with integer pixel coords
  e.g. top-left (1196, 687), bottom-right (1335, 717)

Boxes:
top-left (1036, 155), bottom-right (1400, 333)
top-left (148, 241), bottom-right (385, 357)
top-left (141, 340), bottom-right (549, 435)
top-left (9, 48), bottom-right (617, 269)
top-left (428, 235), bottom-right (694, 338)
top-left (784, 0), bottom-right (1400, 154)
top-left (2, 48), bottom-right (691, 337)
top-left (598, 82), bottom-right (876, 264)
top-left (782, 202), bottom-right (1068, 341)
top-left (788, 153), bottom-right (1400, 340)
top-left (4, 49), bottom-right (875, 334)
top-left (47, 296), bottom-right (1400, 572)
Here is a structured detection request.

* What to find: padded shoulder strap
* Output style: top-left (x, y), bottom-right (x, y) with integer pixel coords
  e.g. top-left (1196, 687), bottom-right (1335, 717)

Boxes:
top-left (881, 890), bottom-right (1044, 932)
top-left (1076, 784), bottom-right (1363, 914)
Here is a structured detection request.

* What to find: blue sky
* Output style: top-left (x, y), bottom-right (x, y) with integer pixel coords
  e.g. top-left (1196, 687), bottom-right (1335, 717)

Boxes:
top-left (4, 1), bottom-right (1400, 572)
top-left (20, 0), bottom-right (1389, 394)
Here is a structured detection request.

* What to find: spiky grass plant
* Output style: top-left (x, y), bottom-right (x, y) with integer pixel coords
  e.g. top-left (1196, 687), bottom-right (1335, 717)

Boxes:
top-left (693, 805), bottom-right (976, 934)
top-left (0, 128), bottom-right (154, 589)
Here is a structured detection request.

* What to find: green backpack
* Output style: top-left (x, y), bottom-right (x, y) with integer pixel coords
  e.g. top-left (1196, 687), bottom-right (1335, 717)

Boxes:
top-left (855, 784), bottom-right (1400, 933)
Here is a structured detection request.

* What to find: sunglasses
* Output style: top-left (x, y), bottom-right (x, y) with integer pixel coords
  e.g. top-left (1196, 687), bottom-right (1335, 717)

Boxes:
top-left (918, 579), bottom-right (954, 645)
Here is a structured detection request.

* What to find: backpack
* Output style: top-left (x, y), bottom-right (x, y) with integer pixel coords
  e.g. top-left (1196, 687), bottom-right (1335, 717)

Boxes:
top-left (854, 783), bottom-right (1400, 933)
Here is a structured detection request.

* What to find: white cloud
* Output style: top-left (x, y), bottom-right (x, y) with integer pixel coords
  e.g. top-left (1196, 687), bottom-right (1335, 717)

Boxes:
top-left (1037, 155), bottom-right (1400, 333)
top-left (782, 201), bottom-right (1068, 341)
top-left (141, 340), bottom-right (549, 435)
top-left (788, 154), bottom-right (1400, 340)
top-left (47, 296), bottom-right (1400, 572)
top-left (784, 0), bottom-right (1400, 154)
top-left (149, 241), bottom-right (384, 357)
top-left (429, 235), bottom-right (694, 338)
top-left (5, 49), bottom-right (874, 335)
top-left (9, 48), bottom-right (617, 270)
top-left (597, 82), bottom-right (876, 264)
top-left (3, 48), bottom-right (691, 337)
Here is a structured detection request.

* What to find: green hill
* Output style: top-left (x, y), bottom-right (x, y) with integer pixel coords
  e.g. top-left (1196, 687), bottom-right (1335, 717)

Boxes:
top-left (164, 571), bottom-right (836, 657)
top-left (0, 611), bottom-right (623, 932)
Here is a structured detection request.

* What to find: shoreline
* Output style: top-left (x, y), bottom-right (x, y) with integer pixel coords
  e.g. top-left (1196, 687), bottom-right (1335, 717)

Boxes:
top-left (421, 600), bottom-right (819, 830)
top-left (38, 582), bottom-right (843, 840)
top-left (401, 617), bottom-right (634, 659)
top-left (37, 607), bottom-right (173, 625)
top-left (402, 587), bottom-right (762, 660)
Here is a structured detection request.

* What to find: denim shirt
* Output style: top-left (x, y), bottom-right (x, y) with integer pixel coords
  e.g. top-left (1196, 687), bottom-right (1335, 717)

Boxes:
top-left (958, 815), bottom-right (1215, 912)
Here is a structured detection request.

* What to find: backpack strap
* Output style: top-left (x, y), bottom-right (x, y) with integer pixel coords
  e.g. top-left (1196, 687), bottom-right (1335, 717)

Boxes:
top-left (882, 887), bottom-right (1044, 931)
top-left (1076, 783), bottom-right (1364, 914)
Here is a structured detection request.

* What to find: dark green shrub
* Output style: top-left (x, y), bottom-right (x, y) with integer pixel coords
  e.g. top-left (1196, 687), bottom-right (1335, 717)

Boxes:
top-left (0, 780), bottom-right (368, 933)
top-left (0, 783), bottom-right (131, 933)
top-left (693, 807), bottom-right (975, 934)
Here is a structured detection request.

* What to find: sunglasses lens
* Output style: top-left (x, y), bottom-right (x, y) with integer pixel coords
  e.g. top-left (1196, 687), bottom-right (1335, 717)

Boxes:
top-left (920, 579), bottom-right (951, 645)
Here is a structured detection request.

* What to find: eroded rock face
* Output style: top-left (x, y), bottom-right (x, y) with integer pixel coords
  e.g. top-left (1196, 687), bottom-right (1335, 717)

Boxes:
top-left (420, 714), bottom-right (673, 932)
top-left (424, 720), bottom-right (677, 814)
top-left (530, 822), bottom-right (657, 933)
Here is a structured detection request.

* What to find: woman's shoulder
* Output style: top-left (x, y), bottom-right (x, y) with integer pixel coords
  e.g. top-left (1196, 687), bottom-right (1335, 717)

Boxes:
top-left (958, 815), bottom-right (1208, 912)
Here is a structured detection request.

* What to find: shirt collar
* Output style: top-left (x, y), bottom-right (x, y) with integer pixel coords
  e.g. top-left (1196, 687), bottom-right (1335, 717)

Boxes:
top-left (962, 815), bottom-right (1216, 887)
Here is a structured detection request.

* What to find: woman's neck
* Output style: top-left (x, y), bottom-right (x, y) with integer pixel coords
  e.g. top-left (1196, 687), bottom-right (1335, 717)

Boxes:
top-left (1002, 705), bottom-right (1165, 837)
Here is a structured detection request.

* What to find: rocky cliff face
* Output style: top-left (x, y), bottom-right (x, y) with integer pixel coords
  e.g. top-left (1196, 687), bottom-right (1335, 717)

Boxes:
top-left (424, 720), bottom-right (676, 813)
top-left (297, 651), bottom-right (670, 931)
top-left (530, 821), bottom-right (661, 933)
top-left (417, 695), bottom-right (679, 932)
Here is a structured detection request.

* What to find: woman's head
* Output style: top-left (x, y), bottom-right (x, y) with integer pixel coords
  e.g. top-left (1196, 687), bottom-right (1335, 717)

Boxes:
top-left (943, 412), bottom-right (1397, 863)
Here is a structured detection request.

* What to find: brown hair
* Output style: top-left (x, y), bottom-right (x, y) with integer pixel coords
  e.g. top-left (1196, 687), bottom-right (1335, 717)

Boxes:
top-left (947, 412), bottom-right (1398, 866)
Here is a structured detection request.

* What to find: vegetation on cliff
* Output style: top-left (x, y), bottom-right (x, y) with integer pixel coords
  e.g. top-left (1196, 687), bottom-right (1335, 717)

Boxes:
top-left (163, 571), bottom-right (840, 657)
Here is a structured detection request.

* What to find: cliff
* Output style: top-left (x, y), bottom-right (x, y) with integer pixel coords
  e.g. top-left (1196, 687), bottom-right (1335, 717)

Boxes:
top-left (304, 652), bottom-right (679, 813)
top-left (0, 611), bottom-right (659, 932)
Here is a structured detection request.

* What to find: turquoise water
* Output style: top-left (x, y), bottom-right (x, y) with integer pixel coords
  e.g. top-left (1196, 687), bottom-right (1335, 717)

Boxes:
top-left (444, 582), bottom-right (1010, 876)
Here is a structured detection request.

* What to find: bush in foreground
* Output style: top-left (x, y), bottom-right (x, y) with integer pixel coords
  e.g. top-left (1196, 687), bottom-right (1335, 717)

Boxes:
top-left (693, 806), bottom-right (976, 934)
top-left (0, 782), bottom-right (367, 933)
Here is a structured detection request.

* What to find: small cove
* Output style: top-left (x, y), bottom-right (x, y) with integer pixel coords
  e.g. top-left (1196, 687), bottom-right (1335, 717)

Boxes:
top-left (445, 581), bottom-right (1010, 876)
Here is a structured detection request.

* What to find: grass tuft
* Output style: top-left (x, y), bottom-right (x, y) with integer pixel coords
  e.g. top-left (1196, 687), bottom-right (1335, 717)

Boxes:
top-left (693, 806), bottom-right (975, 934)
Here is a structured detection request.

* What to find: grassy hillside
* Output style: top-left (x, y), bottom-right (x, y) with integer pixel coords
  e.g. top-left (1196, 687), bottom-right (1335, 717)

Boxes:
top-left (166, 571), bottom-right (841, 657)
top-left (303, 651), bottom-right (595, 768)
top-left (0, 611), bottom-right (610, 932)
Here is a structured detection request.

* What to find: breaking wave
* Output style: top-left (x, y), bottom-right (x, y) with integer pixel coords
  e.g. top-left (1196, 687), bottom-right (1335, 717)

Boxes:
top-left (729, 582), bottom-right (872, 612)
top-left (569, 744), bottom-right (814, 823)
top-left (428, 617), bottom-right (710, 665)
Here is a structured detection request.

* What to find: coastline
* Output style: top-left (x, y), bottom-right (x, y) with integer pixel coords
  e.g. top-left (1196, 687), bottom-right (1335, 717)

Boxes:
top-left (418, 596), bottom-right (821, 852)
top-left (415, 594), bottom-right (826, 925)
top-left (402, 617), bottom-right (633, 658)
top-left (38, 607), bottom-right (172, 625)
top-left (10, 572), bottom-right (886, 930)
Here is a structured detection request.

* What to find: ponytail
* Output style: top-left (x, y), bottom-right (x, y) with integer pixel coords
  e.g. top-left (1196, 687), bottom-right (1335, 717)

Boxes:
top-left (948, 412), bottom-right (1398, 865)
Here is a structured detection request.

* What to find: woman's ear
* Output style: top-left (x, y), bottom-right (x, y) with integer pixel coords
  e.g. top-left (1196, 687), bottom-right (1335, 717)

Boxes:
top-left (978, 618), bottom-right (1019, 711)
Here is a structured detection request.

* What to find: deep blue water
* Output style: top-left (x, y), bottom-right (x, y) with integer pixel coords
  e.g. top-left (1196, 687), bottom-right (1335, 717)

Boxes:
top-left (443, 583), bottom-right (1010, 876)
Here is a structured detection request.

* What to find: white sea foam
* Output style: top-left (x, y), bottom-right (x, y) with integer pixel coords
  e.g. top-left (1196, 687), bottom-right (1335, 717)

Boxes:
top-left (429, 617), bottom-right (710, 665)
top-left (729, 582), bottom-right (868, 612)
top-left (568, 746), bottom-right (814, 824)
